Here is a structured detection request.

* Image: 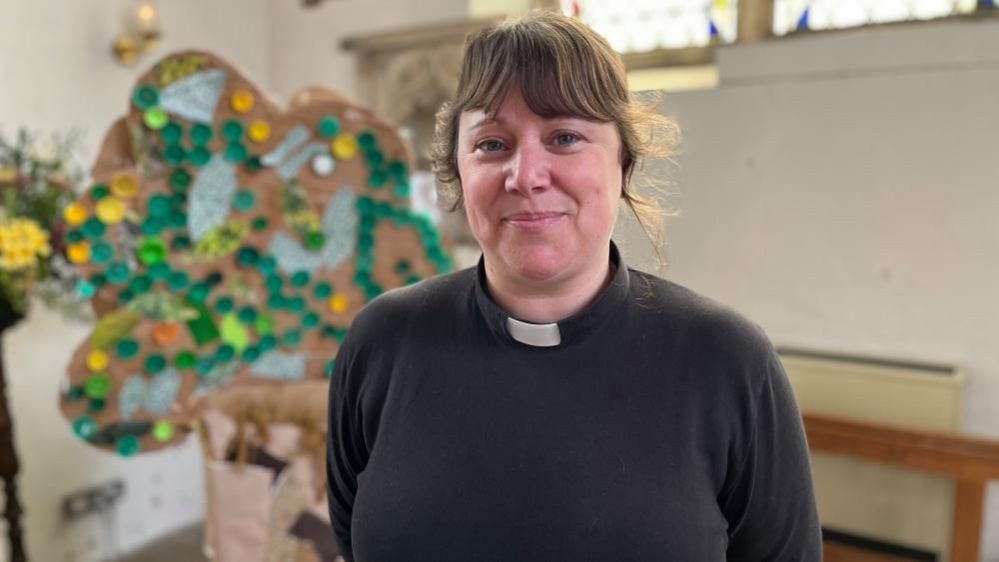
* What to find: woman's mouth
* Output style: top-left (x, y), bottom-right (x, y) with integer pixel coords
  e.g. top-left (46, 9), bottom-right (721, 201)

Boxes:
top-left (503, 212), bottom-right (565, 230)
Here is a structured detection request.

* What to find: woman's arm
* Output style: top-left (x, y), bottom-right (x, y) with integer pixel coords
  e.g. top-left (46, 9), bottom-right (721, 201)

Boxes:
top-left (722, 348), bottom-right (823, 561)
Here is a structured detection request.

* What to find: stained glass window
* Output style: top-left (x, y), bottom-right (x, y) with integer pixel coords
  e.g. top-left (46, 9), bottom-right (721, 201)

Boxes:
top-left (568, 0), bottom-right (739, 54)
top-left (773, 0), bottom-right (980, 35)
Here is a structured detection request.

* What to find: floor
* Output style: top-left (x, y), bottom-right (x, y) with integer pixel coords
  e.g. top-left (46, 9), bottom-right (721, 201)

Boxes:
top-left (119, 524), bottom-right (207, 562)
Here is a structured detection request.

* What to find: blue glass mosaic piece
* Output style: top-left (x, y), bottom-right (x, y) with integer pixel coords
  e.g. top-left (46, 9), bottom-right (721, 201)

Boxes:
top-left (159, 69), bottom-right (227, 124)
top-left (320, 187), bottom-right (358, 271)
top-left (263, 188), bottom-right (359, 277)
top-left (250, 351), bottom-right (307, 380)
top-left (189, 155), bottom-right (237, 241)
top-left (119, 375), bottom-right (145, 421)
top-left (277, 143), bottom-right (328, 181)
top-left (144, 368), bottom-right (181, 415)
top-left (261, 125), bottom-right (310, 168)
top-left (269, 232), bottom-right (321, 275)
top-left (194, 361), bottom-right (240, 396)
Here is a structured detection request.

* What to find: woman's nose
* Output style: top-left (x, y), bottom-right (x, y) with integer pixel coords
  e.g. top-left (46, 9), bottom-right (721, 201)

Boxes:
top-left (504, 142), bottom-right (551, 195)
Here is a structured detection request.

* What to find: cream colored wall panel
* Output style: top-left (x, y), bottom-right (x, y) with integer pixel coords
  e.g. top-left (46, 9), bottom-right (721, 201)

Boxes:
top-left (780, 349), bottom-right (965, 561)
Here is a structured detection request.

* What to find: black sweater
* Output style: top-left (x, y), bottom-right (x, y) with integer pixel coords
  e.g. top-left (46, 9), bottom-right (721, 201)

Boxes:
top-left (327, 245), bottom-right (822, 561)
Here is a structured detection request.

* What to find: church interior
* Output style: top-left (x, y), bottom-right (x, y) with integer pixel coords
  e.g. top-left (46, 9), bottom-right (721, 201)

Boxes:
top-left (1, 1), bottom-right (998, 561)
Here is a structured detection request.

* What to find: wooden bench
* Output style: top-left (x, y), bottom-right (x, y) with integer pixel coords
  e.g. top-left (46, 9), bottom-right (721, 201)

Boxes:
top-left (804, 412), bottom-right (999, 562)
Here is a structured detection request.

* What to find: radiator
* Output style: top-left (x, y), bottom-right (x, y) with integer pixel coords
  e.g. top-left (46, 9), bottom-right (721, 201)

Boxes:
top-left (778, 348), bottom-right (965, 561)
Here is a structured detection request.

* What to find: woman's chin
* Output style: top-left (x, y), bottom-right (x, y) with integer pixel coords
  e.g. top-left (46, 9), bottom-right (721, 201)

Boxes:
top-left (502, 247), bottom-right (573, 283)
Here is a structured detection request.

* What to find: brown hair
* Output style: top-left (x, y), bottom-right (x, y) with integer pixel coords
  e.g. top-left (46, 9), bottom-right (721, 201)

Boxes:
top-left (429, 10), bottom-right (680, 254)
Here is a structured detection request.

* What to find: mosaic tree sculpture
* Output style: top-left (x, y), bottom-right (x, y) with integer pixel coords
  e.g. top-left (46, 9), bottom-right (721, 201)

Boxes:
top-left (58, 51), bottom-right (452, 456)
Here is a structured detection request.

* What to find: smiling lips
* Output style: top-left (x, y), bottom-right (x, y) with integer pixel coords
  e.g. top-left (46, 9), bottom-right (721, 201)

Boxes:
top-left (503, 212), bottom-right (566, 231)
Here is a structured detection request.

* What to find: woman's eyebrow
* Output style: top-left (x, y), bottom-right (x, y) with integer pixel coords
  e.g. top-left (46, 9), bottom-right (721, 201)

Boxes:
top-left (469, 116), bottom-right (503, 130)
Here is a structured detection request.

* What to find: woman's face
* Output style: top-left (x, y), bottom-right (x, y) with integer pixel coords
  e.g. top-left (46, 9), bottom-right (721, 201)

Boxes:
top-left (456, 89), bottom-right (623, 287)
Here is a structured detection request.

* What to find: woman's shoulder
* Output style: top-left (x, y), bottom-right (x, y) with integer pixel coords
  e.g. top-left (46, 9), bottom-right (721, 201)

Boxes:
top-left (346, 266), bottom-right (477, 339)
top-left (627, 268), bottom-right (777, 363)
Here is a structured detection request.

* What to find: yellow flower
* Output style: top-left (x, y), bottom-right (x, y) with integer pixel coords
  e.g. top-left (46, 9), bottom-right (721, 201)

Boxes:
top-left (0, 167), bottom-right (17, 183)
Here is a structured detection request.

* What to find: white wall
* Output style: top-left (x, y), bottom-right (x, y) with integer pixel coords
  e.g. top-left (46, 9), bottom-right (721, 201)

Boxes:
top-left (267, 0), bottom-right (468, 103)
top-left (619, 17), bottom-right (999, 560)
top-left (0, 1), bottom-right (271, 560)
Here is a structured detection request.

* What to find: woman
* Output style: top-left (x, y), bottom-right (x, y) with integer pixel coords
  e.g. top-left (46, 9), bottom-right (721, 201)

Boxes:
top-left (327, 10), bottom-right (821, 562)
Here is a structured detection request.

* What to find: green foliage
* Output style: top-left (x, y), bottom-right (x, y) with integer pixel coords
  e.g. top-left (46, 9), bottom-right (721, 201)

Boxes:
top-left (0, 129), bottom-right (86, 318)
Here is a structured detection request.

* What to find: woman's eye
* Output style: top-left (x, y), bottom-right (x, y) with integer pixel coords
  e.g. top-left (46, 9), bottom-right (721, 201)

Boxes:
top-left (476, 139), bottom-right (506, 152)
top-left (555, 133), bottom-right (580, 147)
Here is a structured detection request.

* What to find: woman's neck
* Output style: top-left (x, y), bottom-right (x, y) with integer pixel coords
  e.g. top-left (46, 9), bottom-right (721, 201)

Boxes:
top-left (485, 252), bottom-right (615, 324)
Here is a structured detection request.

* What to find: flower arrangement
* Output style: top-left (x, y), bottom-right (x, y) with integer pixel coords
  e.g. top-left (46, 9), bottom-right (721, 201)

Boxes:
top-left (0, 129), bottom-right (88, 321)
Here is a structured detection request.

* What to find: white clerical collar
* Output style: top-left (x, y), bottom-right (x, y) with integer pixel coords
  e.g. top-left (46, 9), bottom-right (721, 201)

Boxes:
top-left (506, 317), bottom-right (561, 347)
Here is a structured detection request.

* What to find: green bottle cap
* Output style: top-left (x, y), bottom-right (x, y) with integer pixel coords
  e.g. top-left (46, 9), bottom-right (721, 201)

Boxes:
top-left (167, 271), bottom-right (189, 291)
top-left (175, 351), bottom-right (196, 370)
top-left (317, 116), bottom-right (341, 138)
top-left (149, 262), bottom-right (171, 280)
top-left (164, 145), bottom-right (187, 166)
top-left (306, 231), bottom-right (325, 250)
top-left (145, 354), bottom-right (166, 374)
top-left (313, 282), bottom-right (332, 299)
top-left (116, 435), bottom-right (141, 457)
top-left (215, 296), bottom-right (234, 314)
top-left (117, 339), bottom-right (140, 359)
top-left (171, 235), bottom-right (191, 251)
top-left (237, 306), bottom-right (257, 324)
top-left (369, 169), bottom-right (388, 188)
top-left (188, 146), bottom-right (212, 167)
top-left (107, 262), bottom-right (130, 283)
top-left (253, 313), bottom-right (274, 335)
top-left (221, 120), bottom-right (244, 142)
top-left (233, 189), bottom-right (256, 211)
top-left (133, 86), bottom-right (159, 110)
top-left (76, 280), bottom-right (96, 298)
top-left (88, 397), bottom-right (107, 412)
top-left (251, 216), bottom-right (268, 231)
top-left (282, 329), bottom-right (301, 347)
top-left (141, 217), bottom-right (165, 236)
top-left (302, 312), bottom-right (320, 329)
top-left (242, 345), bottom-right (261, 362)
top-left (188, 283), bottom-right (210, 303)
top-left (84, 374), bottom-right (112, 399)
top-left (82, 218), bottom-right (106, 239)
top-left (215, 344), bottom-right (235, 362)
top-left (92, 241), bottom-right (114, 263)
top-left (170, 168), bottom-right (192, 189)
top-left (161, 122), bottom-right (183, 144)
top-left (225, 142), bottom-right (247, 162)
top-left (138, 237), bottom-right (167, 265)
top-left (291, 271), bottom-right (310, 287)
top-left (191, 123), bottom-right (213, 145)
top-left (129, 275), bottom-right (152, 294)
top-left (152, 420), bottom-right (175, 442)
top-left (72, 416), bottom-right (98, 439)
top-left (67, 385), bottom-right (86, 401)
top-left (357, 131), bottom-right (377, 150)
top-left (237, 246), bottom-right (260, 267)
